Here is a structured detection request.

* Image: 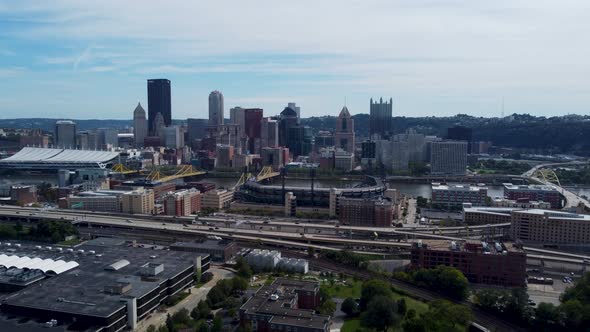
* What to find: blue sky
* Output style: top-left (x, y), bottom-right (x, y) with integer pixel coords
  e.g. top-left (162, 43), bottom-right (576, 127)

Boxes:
top-left (1, 1), bottom-right (589, 119)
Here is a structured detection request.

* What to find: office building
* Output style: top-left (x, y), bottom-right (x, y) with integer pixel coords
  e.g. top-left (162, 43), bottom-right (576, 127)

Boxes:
top-left (19, 128), bottom-right (49, 148)
top-left (170, 239), bottom-right (238, 262)
top-left (335, 106), bottom-right (355, 154)
top-left (410, 240), bottom-right (526, 287)
top-left (67, 193), bottom-right (122, 212)
top-left (334, 149), bottom-right (354, 171)
top-left (279, 107), bottom-right (299, 147)
top-left (511, 209), bottom-right (590, 245)
top-left (162, 125), bottom-right (183, 149)
top-left (240, 278), bottom-right (330, 332)
top-left (153, 112), bottom-right (166, 138)
top-left (121, 188), bottom-right (155, 214)
top-left (147, 79), bottom-right (171, 135)
top-left (287, 126), bottom-right (313, 158)
top-left (338, 197), bottom-right (393, 227)
top-left (216, 144), bottom-right (234, 168)
top-left (230, 106), bottom-right (246, 138)
top-left (369, 97), bottom-right (393, 138)
top-left (98, 128), bottom-right (119, 148)
top-left (287, 102), bottom-right (301, 119)
top-left (244, 108), bottom-right (263, 153)
top-left (430, 141), bottom-right (468, 175)
top-left (133, 102), bottom-right (148, 147)
top-left (402, 129), bottom-right (426, 162)
top-left (447, 125), bottom-right (472, 153)
top-left (261, 147), bottom-right (289, 170)
top-left (187, 118), bottom-right (208, 143)
top-left (54, 120), bottom-right (76, 148)
top-left (209, 90), bottom-right (224, 126)
top-left (163, 188), bottom-right (201, 216)
top-left (503, 183), bottom-right (563, 209)
top-left (491, 198), bottom-right (551, 209)
top-left (10, 185), bottom-right (38, 205)
top-left (260, 117), bottom-right (279, 148)
top-left (314, 131), bottom-right (335, 152)
top-left (431, 184), bottom-right (488, 207)
top-left (201, 189), bottom-right (234, 210)
top-left (376, 138), bottom-right (409, 171)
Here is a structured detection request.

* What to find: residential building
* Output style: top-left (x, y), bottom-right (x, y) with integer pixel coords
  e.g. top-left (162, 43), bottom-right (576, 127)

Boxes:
top-left (121, 188), bottom-right (154, 214)
top-left (209, 90), bottom-right (224, 126)
top-left (147, 79), bottom-right (171, 135)
top-left (410, 240), bottom-right (526, 287)
top-left (369, 97), bottom-right (393, 138)
top-left (338, 197), bottom-right (393, 227)
top-left (54, 120), bottom-right (76, 148)
top-left (335, 106), bottom-right (355, 154)
top-left (430, 141), bottom-right (468, 175)
top-left (431, 183), bottom-right (488, 207)
top-left (503, 183), bottom-right (563, 209)
top-left (163, 189), bottom-right (201, 216)
top-left (511, 209), bottom-right (590, 245)
top-left (240, 278), bottom-right (330, 332)
top-left (133, 102), bottom-right (148, 147)
top-left (202, 189), bottom-right (234, 210)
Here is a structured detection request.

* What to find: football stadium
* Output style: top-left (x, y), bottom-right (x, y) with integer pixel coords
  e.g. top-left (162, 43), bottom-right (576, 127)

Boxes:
top-left (0, 147), bottom-right (120, 170)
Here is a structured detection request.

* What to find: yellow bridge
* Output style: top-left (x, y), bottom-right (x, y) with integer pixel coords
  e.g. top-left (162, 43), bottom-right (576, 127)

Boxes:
top-left (146, 165), bottom-right (206, 182)
top-left (234, 166), bottom-right (280, 189)
top-left (111, 163), bottom-right (140, 175)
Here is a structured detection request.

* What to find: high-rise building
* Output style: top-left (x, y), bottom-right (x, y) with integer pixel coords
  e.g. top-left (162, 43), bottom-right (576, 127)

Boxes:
top-left (133, 102), bottom-right (148, 147)
top-left (278, 107), bottom-right (299, 147)
top-left (162, 125), bottom-right (183, 148)
top-left (209, 91), bottom-right (224, 126)
top-left (447, 125), bottom-right (473, 153)
top-left (121, 188), bottom-right (154, 214)
top-left (147, 79), bottom-right (171, 135)
top-left (244, 108), bottom-right (263, 153)
top-left (376, 138), bottom-right (409, 171)
top-left (430, 141), bottom-right (468, 175)
top-left (187, 118), bottom-right (208, 143)
top-left (335, 106), bottom-right (355, 154)
top-left (261, 147), bottom-right (289, 170)
top-left (287, 126), bottom-right (313, 158)
top-left (260, 117), bottom-right (279, 148)
top-left (163, 189), bottom-right (201, 216)
top-left (97, 128), bottom-right (119, 148)
top-left (230, 106), bottom-right (245, 137)
top-left (370, 97), bottom-right (393, 138)
top-left (54, 120), bottom-right (76, 148)
top-left (287, 102), bottom-right (301, 119)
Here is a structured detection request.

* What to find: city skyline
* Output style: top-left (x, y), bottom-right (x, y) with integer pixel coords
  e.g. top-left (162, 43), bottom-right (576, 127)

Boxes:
top-left (1, 2), bottom-right (590, 119)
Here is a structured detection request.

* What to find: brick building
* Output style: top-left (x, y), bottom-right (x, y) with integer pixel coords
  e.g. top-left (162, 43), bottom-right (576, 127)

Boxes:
top-left (431, 183), bottom-right (488, 207)
top-left (503, 183), bottom-right (563, 209)
top-left (511, 209), bottom-right (590, 245)
top-left (240, 278), bottom-right (330, 332)
top-left (410, 240), bottom-right (526, 287)
top-left (338, 197), bottom-right (393, 227)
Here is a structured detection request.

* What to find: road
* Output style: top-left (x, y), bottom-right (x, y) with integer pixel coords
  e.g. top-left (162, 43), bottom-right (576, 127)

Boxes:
top-left (136, 267), bottom-right (234, 332)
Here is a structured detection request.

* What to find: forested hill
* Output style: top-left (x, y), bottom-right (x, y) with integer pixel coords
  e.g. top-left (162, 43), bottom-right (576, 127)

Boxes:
top-left (2, 114), bottom-right (590, 154)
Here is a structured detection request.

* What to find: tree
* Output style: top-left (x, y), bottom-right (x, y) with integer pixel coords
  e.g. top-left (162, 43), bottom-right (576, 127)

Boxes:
top-left (207, 287), bottom-right (226, 308)
top-left (397, 298), bottom-right (407, 316)
top-left (165, 313), bottom-right (175, 332)
top-left (317, 299), bottom-right (336, 315)
top-left (211, 316), bottom-right (223, 332)
top-left (232, 276), bottom-right (249, 292)
top-left (402, 318), bottom-right (427, 332)
top-left (360, 279), bottom-right (392, 310)
top-left (196, 321), bottom-right (210, 332)
top-left (341, 297), bottom-right (359, 317)
top-left (436, 266), bottom-right (469, 300)
top-left (531, 303), bottom-right (561, 332)
top-left (171, 308), bottom-right (190, 326)
top-left (192, 300), bottom-right (211, 320)
top-left (362, 295), bottom-right (400, 331)
top-left (235, 256), bottom-right (253, 279)
top-left (146, 325), bottom-right (156, 332)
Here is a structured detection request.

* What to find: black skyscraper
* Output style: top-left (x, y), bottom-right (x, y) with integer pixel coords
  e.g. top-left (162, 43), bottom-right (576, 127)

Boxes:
top-left (147, 79), bottom-right (171, 135)
top-left (447, 125), bottom-right (473, 153)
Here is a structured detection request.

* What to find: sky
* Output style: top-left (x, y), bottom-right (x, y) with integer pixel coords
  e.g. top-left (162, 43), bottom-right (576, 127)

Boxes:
top-left (0, 0), bottom-right (589, 119)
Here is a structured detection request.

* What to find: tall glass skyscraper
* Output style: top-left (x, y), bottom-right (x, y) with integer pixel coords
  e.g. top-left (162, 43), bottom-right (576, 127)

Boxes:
top-left (369, 97), bottom-right (393, 138)
top-left (147, 79), bottom-right (171, 135)
top-left (209, 91), bottom-right (224, 126)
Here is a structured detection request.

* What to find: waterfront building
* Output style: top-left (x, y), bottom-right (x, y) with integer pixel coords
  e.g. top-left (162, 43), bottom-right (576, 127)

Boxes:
top-left (431, 183), bottom-right (488, 207)
top-left (430, 141), bottom-right (468, 175)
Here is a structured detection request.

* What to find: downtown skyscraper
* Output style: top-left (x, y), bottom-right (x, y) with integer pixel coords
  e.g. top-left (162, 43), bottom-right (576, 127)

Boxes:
top-left (147, 79), bottom-right (171, 135)
top-left (209, 91), bottom-right (224, 126)
top-left (370, 97), bottom-right (393, 138)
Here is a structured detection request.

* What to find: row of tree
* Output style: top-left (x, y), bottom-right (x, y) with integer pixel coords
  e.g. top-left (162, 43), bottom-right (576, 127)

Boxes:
top-left (394, 265), bottom-right (470, 300)
top-left (0, 220), bottom-right (78, 243)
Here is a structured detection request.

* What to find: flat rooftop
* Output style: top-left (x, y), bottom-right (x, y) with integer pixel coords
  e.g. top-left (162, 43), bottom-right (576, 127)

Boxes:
top-left (413, 240), bottom-right (524, 254)
top-left (170, 239), bottom-right (233, 251)
top-left (513, 209), bottom-right (590, 220)
top-left (0, 238), bottom-right (203, 319)
top-left (503, 183), bottom-right (557, 191)
top-left (432, 184), bottom-right (487, 191)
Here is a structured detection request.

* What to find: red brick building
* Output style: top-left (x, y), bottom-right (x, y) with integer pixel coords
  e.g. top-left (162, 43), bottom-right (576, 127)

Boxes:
top-left (410, 240), bottom-right (526, 287)
top-left (503, 183), bottom-right (563, 209)
top-left (338, 197), bottom-right (393, 227)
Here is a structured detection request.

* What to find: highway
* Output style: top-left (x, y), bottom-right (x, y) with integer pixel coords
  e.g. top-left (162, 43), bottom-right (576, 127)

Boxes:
top-left (1, 205), bottom-right (588, 265)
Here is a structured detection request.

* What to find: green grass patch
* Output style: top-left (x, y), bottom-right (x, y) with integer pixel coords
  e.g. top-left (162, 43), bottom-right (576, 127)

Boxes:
top-left (58, 238), bottom-right (81, 246)
top-left (322, 279), bottom-right (362, 299)
top-left (341, 318), bottom-right (362, 332)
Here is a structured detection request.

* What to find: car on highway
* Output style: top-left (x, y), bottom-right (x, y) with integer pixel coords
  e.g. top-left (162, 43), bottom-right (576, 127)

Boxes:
top-left (126, 219), bottom-right (133, 223)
